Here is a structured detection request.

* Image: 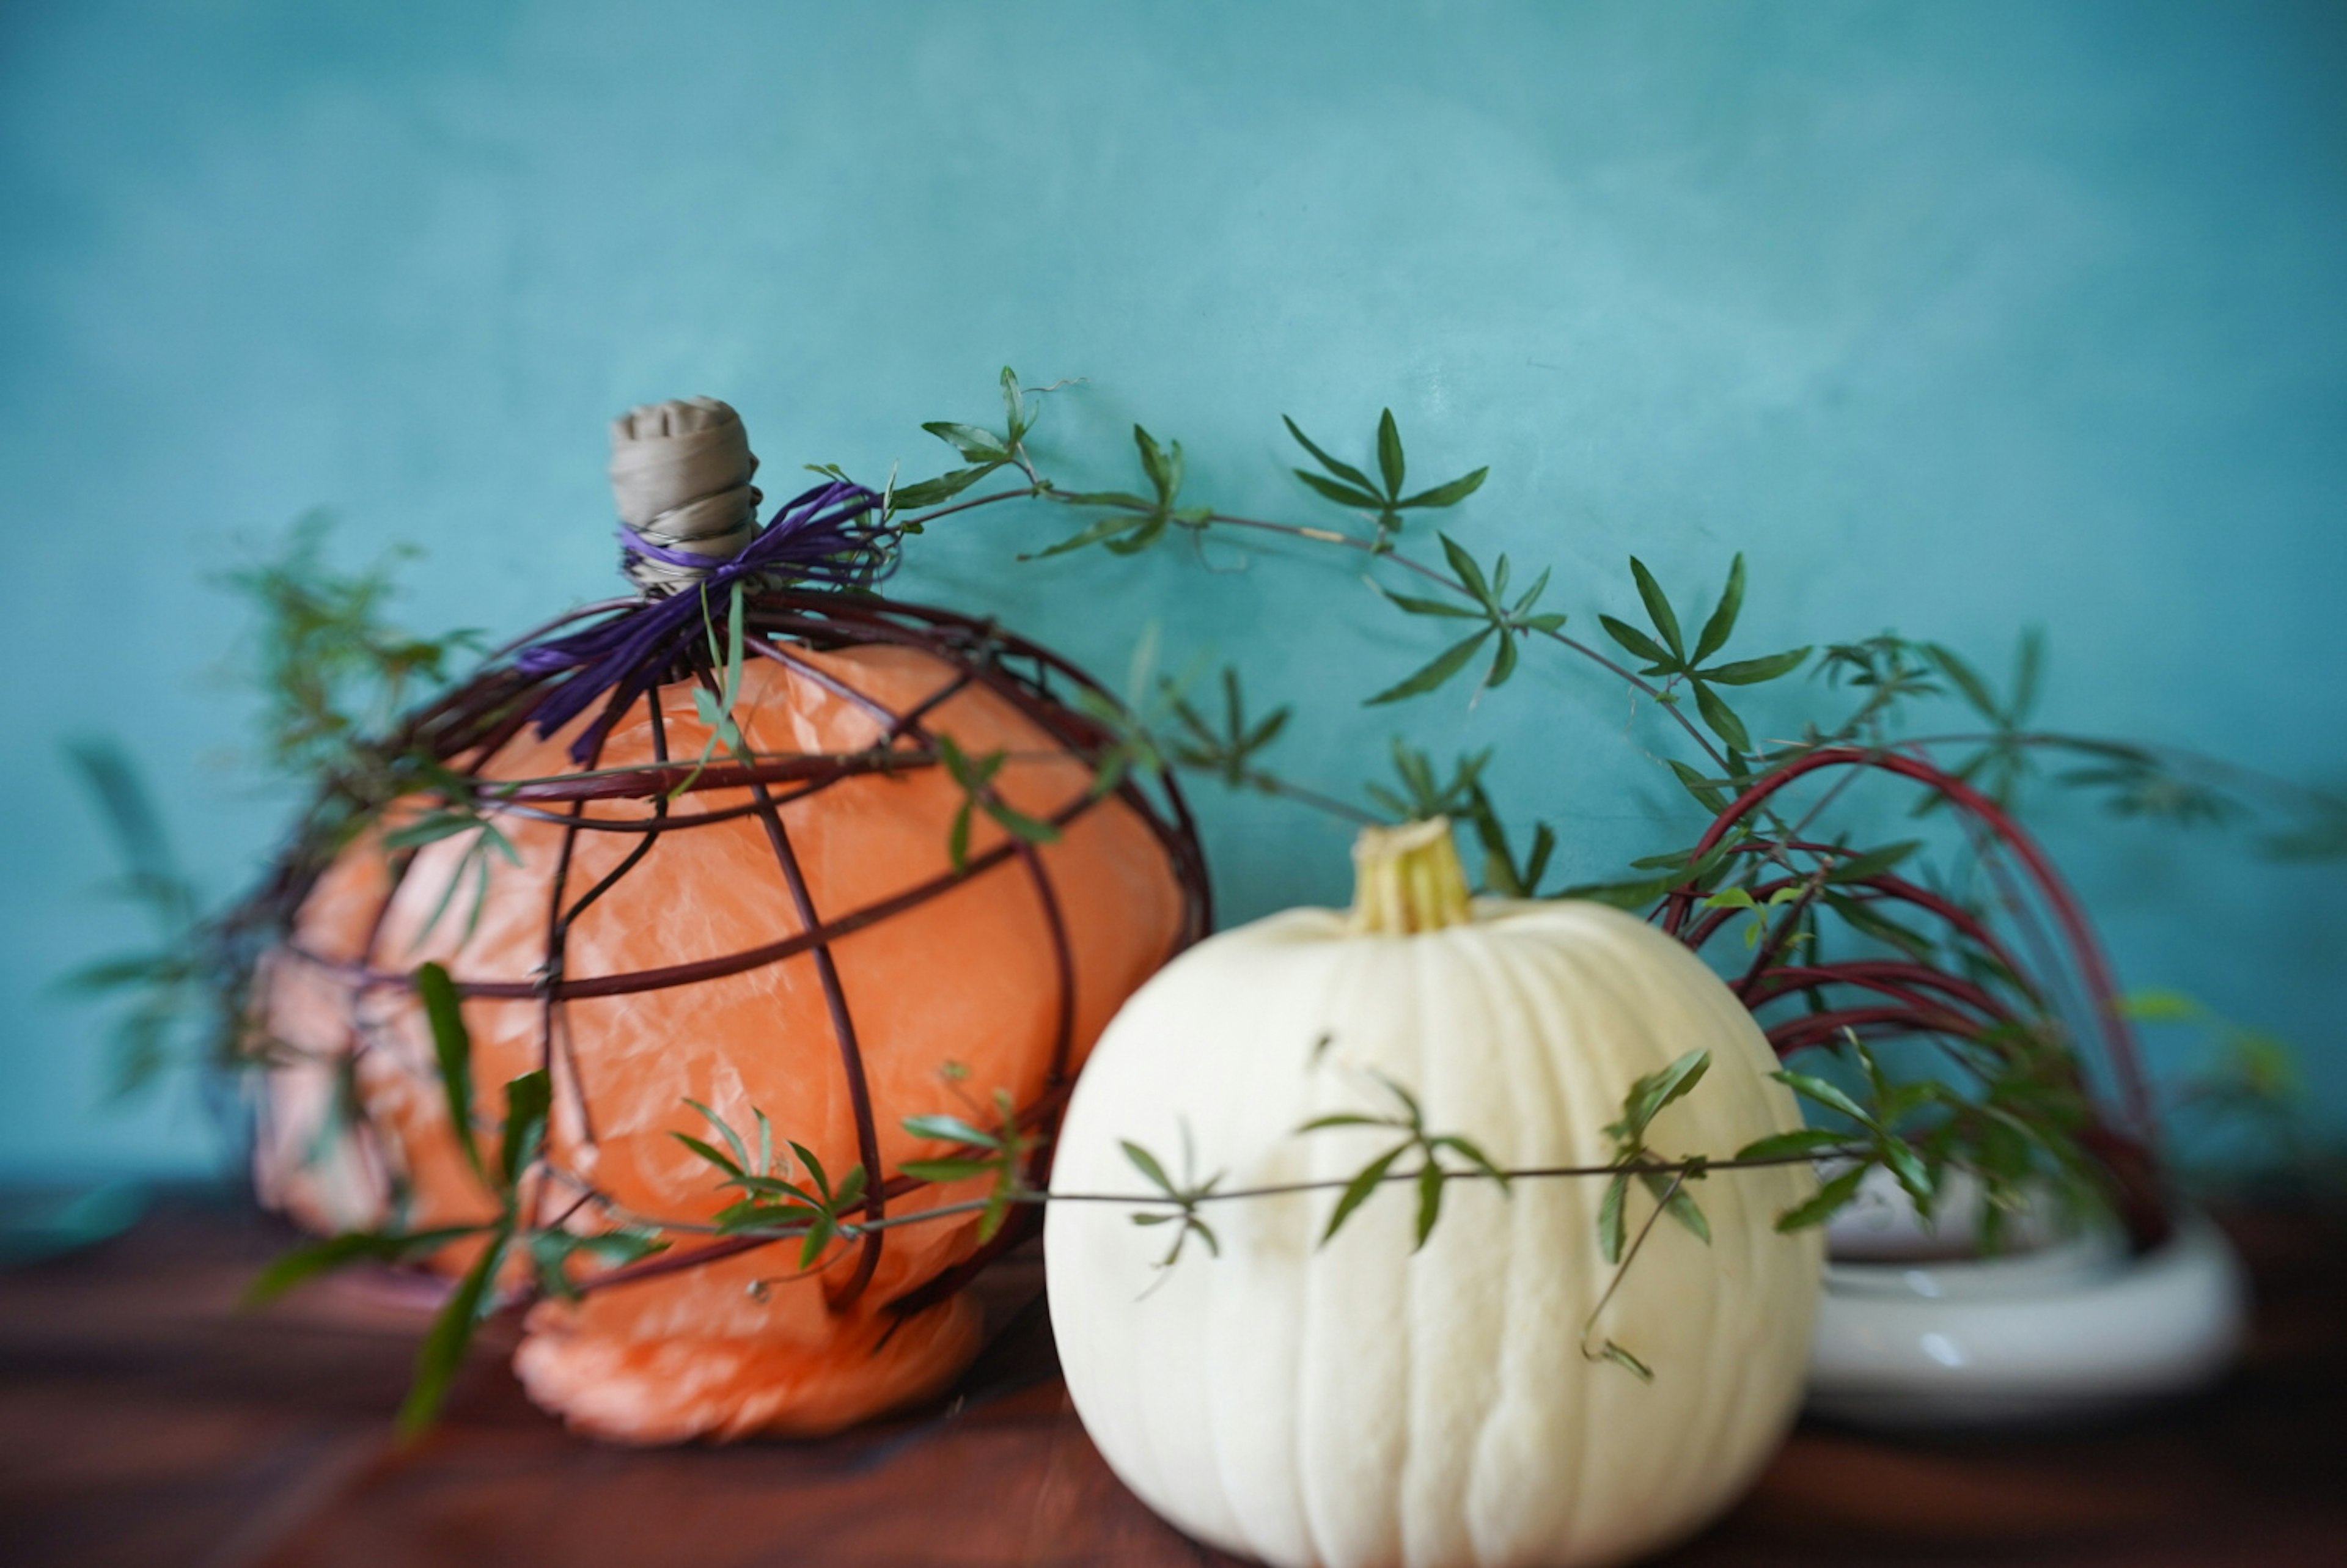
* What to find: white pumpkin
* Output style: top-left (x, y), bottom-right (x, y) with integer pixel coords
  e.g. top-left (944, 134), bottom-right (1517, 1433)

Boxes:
top-left (1046, 820), bottom-right (1822, 1568)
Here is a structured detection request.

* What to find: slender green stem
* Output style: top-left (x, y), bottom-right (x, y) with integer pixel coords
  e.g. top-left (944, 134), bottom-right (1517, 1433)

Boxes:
top-left (553, 1144), bottom-right (1863, 1246)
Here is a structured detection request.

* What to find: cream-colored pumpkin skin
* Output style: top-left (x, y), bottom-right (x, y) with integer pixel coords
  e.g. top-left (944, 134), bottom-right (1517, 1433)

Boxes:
top-left (1046, 898), bottom-right (1823, 1568)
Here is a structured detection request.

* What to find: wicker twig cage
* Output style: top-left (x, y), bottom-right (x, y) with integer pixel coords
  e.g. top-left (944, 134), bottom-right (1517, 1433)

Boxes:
top-left (248, 403), bottom-right (1211, 1440)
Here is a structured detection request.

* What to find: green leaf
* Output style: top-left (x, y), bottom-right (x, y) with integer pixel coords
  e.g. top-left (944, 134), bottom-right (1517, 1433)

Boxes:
top-left (1103, 512), bottom-right (1174, 556)
top-left (982, 797), bottom-right (1062, 846)
top-left (1563, 869), bottom-right (1696, 911)
top-left (1132, 425), bottom-right (1182, 502)
top-left (1616, 1049), bottom-right (1713, 1141)
top-left (1598, 614), bottom-right (1676, 671)
top-left (787, 1141), bottom-right (832, 1201)
top-left (1396, 467), bottom-right (1488, 510)
top-left (1733, 1128), bottom-right (1849, 1162)
top-left (1364, 628), bottom-right (1494, 705)
top-left (1877, 1138), bottom-right (1936, 1207)
top-left (569, 1229), bottom-right (666, 1268)
top-left (1437, 533), bottom-right (1491, 603)
top-left (1034, 514), bottom-right (1144, 559)
top-left (1642, 1174), bottom-right (1711, 1245)
top-left (1297, 1112), bottom-right (1392, 1132)
top-left (381, 811), bottom-right (489, 851)
top-left (53, 952), bottom-right (177, 994)
top-left (498, 1069), bottom-right (551, 1189)
top-left (1826, 841), bottom-right (1922, 885)
top-left (898, 1157), bottom-right (996, 1183)
top-left (527, 1228), bottom-right (667, 1302)
top-left (1295, 470), bottom-right (1387, 510)
top-left (414, 963), bottom-right (485, 1186)
top-left (1691, 681), bottom-right (1752, 753)
top-left (1597, 1171), bottom-right (1629, 1264)
top-left (1376, 588), bottom-right (1483, 620)
top-left (1772, 1071), bottom-right (1879, 1132)
top-left (2011, 628), bottom-right (2043, 722)
top-left (1487, 631), bottom-right (1519, 689)
top-left (1246, 704), bottom-right (1290, 751)
top-left (243, 1226), bottom-right (483, 1307)
top-left (1628, 558), bottom-right (1684, 659)
top-left (1433, 1134), bottom-right (1511, 1193)
top-left (1521, 822), bottom-right (1555, 894)
top-left (686, 1099), bottom-right (751, 1171)
top-left (1000, 365), bottom-right (1025, 436)
top-left (671, 1132), bottom-right (744, 1179)
top-left (1597, 1340), bottom-right (1655, 1382)
top-left (1508, 565), bottom-right (1552, 617)
top-left (1691, 553), bottom-right (1746, 665)
top-left (1412, 1160), bottom-right (1445, 1251)
top-left (922, 420), bottom-right (1009, 463)
top-left (903, 1113), bottom-right (999, 1147)
top-left (1376, 408), bottom-right (1405, 497)
top-left (891, 465), bottom-right (997, 510)
top-left (397, 1221), bottom-right (509, 1438)
top-left (1701, 647), bottom-right (1811, 686)
top-left (1321, 1144), bottom-right (1405, 1245)
top-left (1821, 892), bottom-right (1937, 960)
top-left (1281, 415), bottom-right (1378, 494)
top-left (798, 1211), bottom-right (837, 1271)
top-left (1924, 642), bottom-right (1999, 721)
top-left (1667, 759), bottom-right (1728, 814)
top-left (1121, 1140), bottom-right (1175, 1194)
top-left (2118, 989), bottom-right (2205, 1024)
top-left (1775, 1165), bottom-right (1867, 1233)
top-left (975, 1187), bottom-right (1014, 1244)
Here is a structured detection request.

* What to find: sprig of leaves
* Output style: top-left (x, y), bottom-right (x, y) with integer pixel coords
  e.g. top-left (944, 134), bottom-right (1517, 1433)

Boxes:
top-left (382, 778), bottom-right (523, 950)
top-left (1038, 425), bottom-right (1212, 556)
top-left (901, 1086), bottom-right (1038, 1245)
top-left (1559, 837), bottom-right (1740, 912)
top-left (675, 1101), bottom-right (872, 1271)
top-left (1699, 884), bottom-right (1806, 950)
top-left (1300, 1069), bottom-right (1510, 1251)
top-left (224, 514), bottom-right (480, 782)
top-left (57, 741), bottom-right (210, 1095)
top-left (1118, 1123), bottom-right (1225, 1269)
top-left (1739, 1027), bottom-right (2097, 1248)
top-left (1814, 632), bottom-right (1945, 746)
top-left (1917, 631), bottom-right (2040, 808)
top-left (934, 733), bottom-right (1062, 873)
top-left (2126, 990), bottom-right (2310, 1174)
top-left (1574, 1050), bottom-right (1719, 1382)
top-left (1596, 1050), bottom-right (1714, 1263)
top-left (1598, 554), bottom-right (1809, 753)
top-left (1065, 623), bottom-right (1186, 800)
top-left (1364, 740), bottom-right (1489, 822)
top-left (1356, 742), bottom-right (1555, 896)
top-left (246, 962), bottom-right (584, 1437)
top-left (1284, 408), bottom-right (1487, 549)
top-left (889, 367), bottom-right (1053, 512)
top-left (656, 577), bottom-right (754, 802)
top-left (1166, 667), bottom-right (1292, 793)
top-left (1367, 534), bottom-right (1567, 703)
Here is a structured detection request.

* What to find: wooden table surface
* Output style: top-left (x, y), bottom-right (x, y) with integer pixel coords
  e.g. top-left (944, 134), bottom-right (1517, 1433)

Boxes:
top-left (1, 1193), bottom-right (2341, 1567)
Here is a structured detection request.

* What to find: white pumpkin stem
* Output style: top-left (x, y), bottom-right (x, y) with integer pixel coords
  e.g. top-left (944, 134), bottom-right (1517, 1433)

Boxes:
top-left (1350, 818), bottom-right (1473, 934)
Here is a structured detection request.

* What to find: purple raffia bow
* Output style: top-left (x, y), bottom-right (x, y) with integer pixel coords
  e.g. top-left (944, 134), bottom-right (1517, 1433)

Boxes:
top-left (515, 479), bottom-right (892, 763)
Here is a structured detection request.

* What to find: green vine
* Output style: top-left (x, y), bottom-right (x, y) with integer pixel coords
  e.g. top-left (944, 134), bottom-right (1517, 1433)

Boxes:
top-left (61, 367), bottom-right (2345, 1437)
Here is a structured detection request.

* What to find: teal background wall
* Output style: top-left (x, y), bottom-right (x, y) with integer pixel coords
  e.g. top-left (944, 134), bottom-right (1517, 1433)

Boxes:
top-left (3, 1), bottom-right (2343, 1178)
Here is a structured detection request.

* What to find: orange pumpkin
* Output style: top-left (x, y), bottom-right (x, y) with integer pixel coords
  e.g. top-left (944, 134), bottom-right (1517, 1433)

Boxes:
top-left (251, 403), bottom-right (1205, 1442)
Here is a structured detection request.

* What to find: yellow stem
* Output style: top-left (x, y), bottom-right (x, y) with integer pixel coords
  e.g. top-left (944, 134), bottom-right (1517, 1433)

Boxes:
top-left (1350, 818), bottom-right (1473, 934)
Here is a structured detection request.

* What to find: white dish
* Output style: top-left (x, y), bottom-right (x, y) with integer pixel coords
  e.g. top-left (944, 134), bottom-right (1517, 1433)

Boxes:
top-left (1806, 1205), bottom-right (2247, 1429)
